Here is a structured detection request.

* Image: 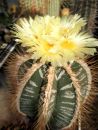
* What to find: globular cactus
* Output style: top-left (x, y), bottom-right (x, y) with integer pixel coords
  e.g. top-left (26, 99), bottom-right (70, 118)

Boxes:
top-left (4, 53), bottom-right (91, 130)
top-left (1, 14), bottom-right (97, 130)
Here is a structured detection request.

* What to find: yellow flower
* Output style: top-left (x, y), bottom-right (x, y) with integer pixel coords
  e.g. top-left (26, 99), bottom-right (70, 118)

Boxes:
top-left (13, 15), bottom-right (98, 66)
top-left (60, 14), bottom-right (86, 35)
top-left (59, 33), bottom-right (97, 63)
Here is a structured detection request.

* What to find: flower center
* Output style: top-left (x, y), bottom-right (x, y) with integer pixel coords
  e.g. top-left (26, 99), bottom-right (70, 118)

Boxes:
top-left (61, 40), bottom-right (77, 50)
top-left (45, 42), bottom-right (54, 50)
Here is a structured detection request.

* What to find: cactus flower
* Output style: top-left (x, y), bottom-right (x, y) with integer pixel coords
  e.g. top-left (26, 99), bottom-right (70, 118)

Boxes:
top-left (13, 15), bottom-right (98, 66)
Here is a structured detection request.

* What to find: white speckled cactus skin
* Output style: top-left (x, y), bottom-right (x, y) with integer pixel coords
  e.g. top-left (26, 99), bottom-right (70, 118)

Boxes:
top-left (1, 53), bottom-right (94, 130)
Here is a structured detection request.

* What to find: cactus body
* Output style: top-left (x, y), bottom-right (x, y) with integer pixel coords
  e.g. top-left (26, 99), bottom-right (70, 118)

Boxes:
top-left (4, 53), bottom-right (92, 130)
top-left (19, 0), bottom-right (33, 12)
top-left (0, 1), bottom-right (97, 129)
top-left (19, 0), bottom-right (47, 15)
top-left (20, 64), bottom-right (47, 117)
top-left (19, 0), bottom-right (60, 16)
top-left (48, 0), bottom-right (60, 16)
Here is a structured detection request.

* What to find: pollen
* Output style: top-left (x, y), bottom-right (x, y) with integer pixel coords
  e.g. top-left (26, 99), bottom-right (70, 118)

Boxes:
top-left (61, 40), bottom-right (77, 50)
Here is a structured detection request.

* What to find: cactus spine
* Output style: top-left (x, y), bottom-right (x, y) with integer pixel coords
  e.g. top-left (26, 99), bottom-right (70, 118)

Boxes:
top-left (4, 53), bottom-right (92, 130)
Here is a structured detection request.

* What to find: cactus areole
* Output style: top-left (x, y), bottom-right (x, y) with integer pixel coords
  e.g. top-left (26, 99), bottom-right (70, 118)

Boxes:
top-left (9, 14), bottom-right (98, 129)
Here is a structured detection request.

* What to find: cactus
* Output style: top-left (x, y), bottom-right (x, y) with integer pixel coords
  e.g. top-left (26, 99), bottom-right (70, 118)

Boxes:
top-left (47, 0), bottom-right (60, 16)
top-left (0, 0), bottom-right (98, 129)
top-left (4, 53), bottom-right (91, 130)
top-left (0, 14), bottom-right (97, 130)
top-left (19, 0), bottom-right (61, 16)
top-left (19, 0), bottom-right (34, 12)
top-left (19, 0), bottom-right (48, 15)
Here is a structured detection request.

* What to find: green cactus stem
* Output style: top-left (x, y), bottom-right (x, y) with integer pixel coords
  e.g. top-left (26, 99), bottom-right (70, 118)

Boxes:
top-left (19, 0), bottom-right (60, 16)
top-left (4, 53), bottom-right (92, 130)
top-left (47, 0), bottom-right (60, 16)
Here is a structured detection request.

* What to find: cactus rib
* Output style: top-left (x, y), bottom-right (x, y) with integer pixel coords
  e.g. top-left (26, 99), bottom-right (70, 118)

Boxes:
top-left (6, 54), bottom-right (44, 121)
top-left (64, 64), bottom-right (81, 129)
top-left (36, 66), bottom-right (56, 130)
